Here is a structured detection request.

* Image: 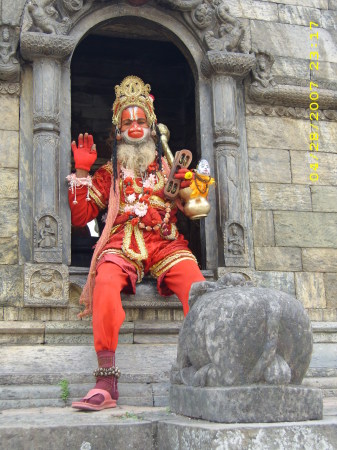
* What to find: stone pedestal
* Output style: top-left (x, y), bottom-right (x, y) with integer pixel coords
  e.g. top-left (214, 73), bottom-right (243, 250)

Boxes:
top-left (170, 385), bottom-right (323, 423)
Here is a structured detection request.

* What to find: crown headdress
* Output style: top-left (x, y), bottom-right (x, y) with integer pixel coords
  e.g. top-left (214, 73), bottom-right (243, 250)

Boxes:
top-left (112, 76), bottom-right (157, 127)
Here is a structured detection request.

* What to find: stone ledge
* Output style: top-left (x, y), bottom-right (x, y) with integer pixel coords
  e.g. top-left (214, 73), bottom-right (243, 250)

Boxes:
top-left (170, 385), bottom-right (323, 423)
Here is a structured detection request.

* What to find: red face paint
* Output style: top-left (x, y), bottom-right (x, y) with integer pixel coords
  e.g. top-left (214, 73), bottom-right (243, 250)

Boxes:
top-left (120, 107), bottom-right (149, 140)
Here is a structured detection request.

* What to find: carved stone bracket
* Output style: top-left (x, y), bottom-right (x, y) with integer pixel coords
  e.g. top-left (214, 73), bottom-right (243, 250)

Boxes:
top-left (202, 50), bottom-right (255, 79)
top-left (20, 32), bottom-right (76, 61)
top-left (223, 221), bottom-right (248, 267)
top-left (34, 212), bottom-right (63, 263)
top-left (24, 263), bottom-right (69, 307)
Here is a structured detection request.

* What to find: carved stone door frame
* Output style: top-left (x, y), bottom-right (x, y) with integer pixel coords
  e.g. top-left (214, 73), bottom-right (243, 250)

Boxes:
top-left (19, 2), bottom-right (255, 307)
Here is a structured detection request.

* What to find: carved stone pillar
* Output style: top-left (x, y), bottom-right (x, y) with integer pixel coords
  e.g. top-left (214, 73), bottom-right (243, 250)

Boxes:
top-left (202, 50), bottom-right (255, 268)
top-left (20, 33), bottom-right (76, 306)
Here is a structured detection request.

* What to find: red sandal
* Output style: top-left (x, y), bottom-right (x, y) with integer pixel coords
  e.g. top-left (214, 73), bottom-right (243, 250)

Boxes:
top-left (72, 388), bottom-right (117, 411)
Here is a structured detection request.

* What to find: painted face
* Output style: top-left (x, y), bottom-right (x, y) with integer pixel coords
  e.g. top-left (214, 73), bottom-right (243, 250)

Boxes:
top-left (197, 159), bottom-right (211, 175)
top-left (120, 106), bottom-right (149, 142)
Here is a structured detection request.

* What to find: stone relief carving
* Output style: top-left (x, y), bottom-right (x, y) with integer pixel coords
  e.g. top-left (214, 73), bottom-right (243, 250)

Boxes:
top-left (248, 50), bottom-right (337, 110)
top-left (251, 52), bottom-right (276, 89)
top-left (24, 263), bottom-right (69, 306)
top-left (62, 0), bottom-right (84, 12)
top-left (227, 223), bottom-right (244, 255)
top-left (191, 3), bottom-right (213, 29)
top-left (224, 221), bottom-right (248, 267)
top-left (0, 27), bottom-right (20, 82)
top-left (0, 82), bottom-right (20, 95)
top-left (246, 104), bottom-right (337, 122)
top-left (37, 216), bottom-right (58, 248)
top-left (26, 0), bottom-right (71, 35)
top-left (204, 4), bottom-right (245, 53)
top-left (34, 213), bottom-right (62, 263)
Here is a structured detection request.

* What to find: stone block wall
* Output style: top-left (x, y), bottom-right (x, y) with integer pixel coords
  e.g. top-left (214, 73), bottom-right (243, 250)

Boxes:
top-left (0, 91), bottom-right (24, 321)
top-left (245, 0), bottom-right (337, 320)
top-left (0, 0), bottom-right (336, 324)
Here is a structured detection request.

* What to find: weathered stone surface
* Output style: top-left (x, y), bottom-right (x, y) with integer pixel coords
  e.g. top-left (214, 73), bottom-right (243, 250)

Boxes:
top-left (303, 249), bottom-right (337, 272)
top-left (272, 56), bottom-right (309, 79)
top-left (252, 210), bottom-right (275, 246)
top-left (170, 385), bottom-right (322, 423)
top-left (0, 265), bottom-right (23, 306)
top-left (0, 95), bottom-right (19, 131)
top-left (172, 275), bottom-right (312, 390)
top-left (0, 410), bottom-right (155, 450)
top-left (246, 116), bottom-right (309, 150)
top-left (295, 272), bottom-right (326, 308)
top-left (278, 5), bottom-right (322, 27)
top-left (319, 121), bottom-right (337, 154)
top-left (254, 271), bottom-right (296, 295)
top-left (0, 237), bottom-right (17, 264)
top-left (274, 212), bottom-right (337, 247)
top-left (251, 183), bottom-right (312, 210)
top-left (250, 21), bottom-right (337, 63)
top-left (0, 131), bottom-right (19, 168)
top-left (0, 199), bottom-right (18, 237)
top-left (315, 61), bottom-right (337, 83)
top-left (324, 273), bottom-right (337, 307)
top-left (33, 308), bottom-right (51, 321)
top-left (291, 151), bottom-right (337, 185)
top-left (0, 321), bottom-right (44, 345)
top-left (2, 0), bottom-right (26, 26)
top-left (322, 10), bottom-right (337, 30)
top-left (158, 410), bottom-right (337, 450)
top-left (330, 0), bottom-right (337, 10)
top-left (227, 0), bottom-right (278, 21)
top-left (0, 169), bottom-right (18, 198)
top-left (260, 0), bottom-right (328, 7)
top-left (312, 186), bottom-right (337, 212)
top-left (255, 247), bottom-right (302, 271)
top-left (0, 344), bottom-right (177, 386)
top-left (3, 307), bottom-right (19, 321)
top-left (17, 307), bottom-right (35, 321)
top-left (248, 148), bottom-right (291, 183)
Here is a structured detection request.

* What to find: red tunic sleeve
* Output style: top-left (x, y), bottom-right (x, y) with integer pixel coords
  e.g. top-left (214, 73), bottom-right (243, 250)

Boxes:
top-left (68, 163), bottom-right (112, 227)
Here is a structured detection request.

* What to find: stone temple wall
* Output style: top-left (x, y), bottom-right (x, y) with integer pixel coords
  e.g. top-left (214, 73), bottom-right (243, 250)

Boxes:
top-left (0, 0), bottom-right (336, 323)
top-left (242, 0), bottom-right (337, 321)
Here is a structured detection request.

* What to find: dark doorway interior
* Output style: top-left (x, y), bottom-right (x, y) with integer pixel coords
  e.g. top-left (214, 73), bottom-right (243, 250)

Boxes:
top-left (70, 31), bottom-right (201, 267)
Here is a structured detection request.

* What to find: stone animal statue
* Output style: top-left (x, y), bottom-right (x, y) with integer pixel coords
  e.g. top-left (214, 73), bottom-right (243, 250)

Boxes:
top-left (171, 274), bottom-right (313, 387)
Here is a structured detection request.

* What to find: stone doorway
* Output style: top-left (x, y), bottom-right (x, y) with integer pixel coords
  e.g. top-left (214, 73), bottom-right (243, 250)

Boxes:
top-left (70, 26), bottom-right (202, 267)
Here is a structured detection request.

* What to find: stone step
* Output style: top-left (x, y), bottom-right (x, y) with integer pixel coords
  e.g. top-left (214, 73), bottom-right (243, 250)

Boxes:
top-left (69, 267), bottom-right (214, 322)
top-left (0, 400), bottom-right (336, 450)
top-left (0, 321), bottom-right (182, 345)
top-left (1, 320), bottom-right (334, 347)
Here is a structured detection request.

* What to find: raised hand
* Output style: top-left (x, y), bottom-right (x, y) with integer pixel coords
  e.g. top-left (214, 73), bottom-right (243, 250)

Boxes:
top-left (71, 133), bottom-right (97, 172)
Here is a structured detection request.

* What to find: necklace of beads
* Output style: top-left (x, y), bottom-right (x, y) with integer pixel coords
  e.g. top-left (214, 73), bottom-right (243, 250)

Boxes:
top-left (121, 164), bottom-right (171, 235)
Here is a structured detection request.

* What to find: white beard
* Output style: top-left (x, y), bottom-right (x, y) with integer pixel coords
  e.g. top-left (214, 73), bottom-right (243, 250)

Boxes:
top-left (117, 138), bottom-right (156, 174)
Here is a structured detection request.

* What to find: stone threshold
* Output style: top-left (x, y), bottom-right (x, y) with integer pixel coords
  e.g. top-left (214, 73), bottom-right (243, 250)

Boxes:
top-left (0, 399), bottom-right (336, 450)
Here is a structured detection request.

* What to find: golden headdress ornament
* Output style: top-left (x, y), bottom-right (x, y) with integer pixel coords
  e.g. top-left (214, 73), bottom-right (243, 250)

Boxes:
top-left (112, 76), bottom-right (157, 127)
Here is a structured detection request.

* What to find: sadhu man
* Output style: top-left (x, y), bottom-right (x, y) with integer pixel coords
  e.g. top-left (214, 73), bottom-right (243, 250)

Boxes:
top-left (68, 76), bottom-right (205, 410)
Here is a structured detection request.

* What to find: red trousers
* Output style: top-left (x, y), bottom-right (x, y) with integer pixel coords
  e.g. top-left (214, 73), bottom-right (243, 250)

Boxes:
top-left (92, 260), bottom-right (205, 352)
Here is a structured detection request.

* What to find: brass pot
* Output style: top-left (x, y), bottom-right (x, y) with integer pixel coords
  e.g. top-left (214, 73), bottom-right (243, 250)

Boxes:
top-left (179, 187), bottom-right (211, 220)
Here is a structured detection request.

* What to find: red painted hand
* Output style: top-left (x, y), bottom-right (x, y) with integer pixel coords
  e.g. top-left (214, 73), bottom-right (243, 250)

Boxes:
top-left (174, 168), bottom-right (194, 189)
top-left (71, 133), bottom-right (97, 172)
